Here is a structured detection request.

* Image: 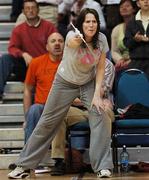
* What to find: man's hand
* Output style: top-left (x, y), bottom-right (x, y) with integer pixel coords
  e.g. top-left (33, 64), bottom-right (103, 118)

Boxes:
top-left (22, 52), bottom-right (33, 66)
top-left (72, 98), bottom-right (84, 107)
top-left (134, 32), bottom-right (149, 42)
top-left (115, 58), bottom-right (131, 71)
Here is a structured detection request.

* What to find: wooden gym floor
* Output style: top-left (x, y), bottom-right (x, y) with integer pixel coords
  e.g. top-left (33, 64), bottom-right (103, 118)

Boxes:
top-left (1, 170), bottom-right (149, 180)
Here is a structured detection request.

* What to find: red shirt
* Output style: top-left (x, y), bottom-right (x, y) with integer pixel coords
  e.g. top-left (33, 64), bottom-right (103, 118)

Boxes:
top-left (8, 19), bottom-right (57, 58)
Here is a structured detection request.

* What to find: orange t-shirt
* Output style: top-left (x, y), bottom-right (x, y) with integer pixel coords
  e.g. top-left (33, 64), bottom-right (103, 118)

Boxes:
top-left (25, 54), bottom-right (60, 104)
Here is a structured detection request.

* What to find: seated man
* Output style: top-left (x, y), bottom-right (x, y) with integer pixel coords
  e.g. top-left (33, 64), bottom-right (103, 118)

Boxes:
top-left (23, 32), bottom-right (64, 143)
top-left (0, 0), bottom-right (57, 102)
top-left (15, 0), bottom-right (62, 26)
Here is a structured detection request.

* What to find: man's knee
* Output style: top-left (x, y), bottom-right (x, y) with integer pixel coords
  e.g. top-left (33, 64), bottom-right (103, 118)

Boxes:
top-left (0, 54), bottom-right (14, 64)
top-left (105, 108), bottom-right (115, 122)
top-left (66, 106), bottom-right (88, 126)
top-left (27, 104), bottom-right (44, 116)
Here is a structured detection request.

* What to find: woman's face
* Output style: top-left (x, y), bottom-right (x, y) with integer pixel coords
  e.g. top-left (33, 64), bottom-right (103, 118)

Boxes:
top-left (137, 0), bottom-right (149, 11)
top-left (82, 13), bottom-right (98, 42)
top-left (119, 1), bottom-right (135, 17)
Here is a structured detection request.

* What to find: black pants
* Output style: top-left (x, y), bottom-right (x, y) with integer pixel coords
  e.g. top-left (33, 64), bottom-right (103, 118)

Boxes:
top-left (10, 0), bottom-right (23, 21)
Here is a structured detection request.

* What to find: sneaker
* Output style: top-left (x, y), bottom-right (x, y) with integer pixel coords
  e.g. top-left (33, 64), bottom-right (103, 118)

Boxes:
top-left (50, 160), bottom-right (65, 176)
top-left (35, 166), bottom-right (50, 174)
top-left (97, 169), bottom-right (112, 178)
top-left (7, 166), bottom-right (30, 179)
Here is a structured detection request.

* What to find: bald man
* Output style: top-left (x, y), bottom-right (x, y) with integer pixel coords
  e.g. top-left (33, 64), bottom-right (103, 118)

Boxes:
top-left (23, 32), bottom-right (65, 143)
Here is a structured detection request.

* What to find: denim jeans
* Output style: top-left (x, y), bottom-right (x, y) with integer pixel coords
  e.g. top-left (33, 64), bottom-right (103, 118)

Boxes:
top-left (24, 104), bottom-right (44, 143)
top-left (0, 54), bottom-right (14, 94)
top-left (0, 54), bottom-right (26, 94)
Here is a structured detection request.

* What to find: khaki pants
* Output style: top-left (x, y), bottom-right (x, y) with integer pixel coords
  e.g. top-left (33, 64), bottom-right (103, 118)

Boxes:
top-left (51, 106), bottom-right (88, 159)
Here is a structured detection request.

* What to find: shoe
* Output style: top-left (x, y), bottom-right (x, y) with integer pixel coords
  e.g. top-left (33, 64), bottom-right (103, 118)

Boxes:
top-left (7, 166), bottom-right (30, 179)
top-left (50, 160), bottom-right (65, 176)
top-left (97, 169), bottom-right (112, 178)
top-left (35, 166), bottom-right (50, 174)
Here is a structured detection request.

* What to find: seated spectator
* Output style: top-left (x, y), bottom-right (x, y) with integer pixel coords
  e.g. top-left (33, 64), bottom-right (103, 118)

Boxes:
top-left (0, 0), bottom-right (57, 103)
top-left (15, 0), bottom-right (62, 26)
top-left (23, 32), bottom-right (64, 143)
top-left (123, 0), bottom-right (149, 77)
top-left (111, 0), bottom-right (137, 72)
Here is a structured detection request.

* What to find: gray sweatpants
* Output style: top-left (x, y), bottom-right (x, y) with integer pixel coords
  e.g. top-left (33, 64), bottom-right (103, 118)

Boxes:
top-left (16, 74), bottom-right (113, 172)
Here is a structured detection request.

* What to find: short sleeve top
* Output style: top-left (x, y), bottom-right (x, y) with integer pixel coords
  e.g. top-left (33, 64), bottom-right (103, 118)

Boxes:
top-left (57, 31), bottom-right (109, 85)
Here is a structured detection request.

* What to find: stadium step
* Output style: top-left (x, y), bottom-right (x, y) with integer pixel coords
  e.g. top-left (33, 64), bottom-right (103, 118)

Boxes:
top-left (4, 82), bottom-right (24, 93)
top-left (0, 22), bottom-right (14, 40)
top-left (0, 104), bottom-right (23, 116)
top-left (3, 82), bottom-right (24, 103)
top-left (0, 6), bottom-right (11, 22)
top-left (0, 115), bottom-right (24, 124)
top-left (0, 0), bottom-right (12, 5)
top-left (0, 40), bottom-right (9, 54)
top-left (0, 128), bottom-right (24, 141)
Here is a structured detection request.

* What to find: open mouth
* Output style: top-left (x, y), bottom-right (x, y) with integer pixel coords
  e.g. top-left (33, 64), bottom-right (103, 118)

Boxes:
top-left (54, 48), bottom-right (61, 52)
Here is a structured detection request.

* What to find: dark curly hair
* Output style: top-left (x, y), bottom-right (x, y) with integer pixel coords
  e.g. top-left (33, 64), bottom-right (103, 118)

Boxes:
top-left (75, 8), bottom-right (100, 49)
top-left (23, 0), bottom-right (39, 9)
top-left (118, 0), bottom-right (138, 23)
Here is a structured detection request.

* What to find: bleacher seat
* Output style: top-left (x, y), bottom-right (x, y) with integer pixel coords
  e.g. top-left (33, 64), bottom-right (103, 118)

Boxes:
top-left (0, 6), bottom-right (11, 22)
top-left (0, 41), bottom-right (9, 54)
top-left (0, 22), bottom-right (14, 40)
top-left (0, 0), bottom-right (12, 5)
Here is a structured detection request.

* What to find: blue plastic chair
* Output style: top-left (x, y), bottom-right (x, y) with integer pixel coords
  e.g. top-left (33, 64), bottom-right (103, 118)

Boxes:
top-left (68, 121), bottom-right (90, 150)
top-left (112, 69), bottom-right (149, 172)
top-left (67, 120), bottom-right (90, 168)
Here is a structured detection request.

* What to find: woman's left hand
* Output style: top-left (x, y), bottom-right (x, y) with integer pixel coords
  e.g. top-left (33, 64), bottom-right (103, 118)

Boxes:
top-left (91, 95), bottom-right (105, 113)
